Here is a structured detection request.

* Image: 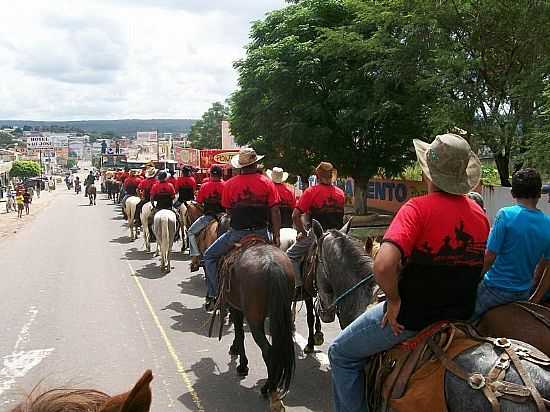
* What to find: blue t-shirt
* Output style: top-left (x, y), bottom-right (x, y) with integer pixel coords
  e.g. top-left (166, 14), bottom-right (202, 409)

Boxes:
top-left (484, 204), bottom-right (550, 291)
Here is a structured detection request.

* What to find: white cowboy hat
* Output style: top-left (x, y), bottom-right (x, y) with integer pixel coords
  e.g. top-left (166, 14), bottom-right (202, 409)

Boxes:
top-left (267, 167), bottom-right (289, 184)
top-left (145, 168), bottom-right (157, 178)
top-left (413, 133), bottom-right (481, 195)
top-left (230, 147), bottom-right (265, 169)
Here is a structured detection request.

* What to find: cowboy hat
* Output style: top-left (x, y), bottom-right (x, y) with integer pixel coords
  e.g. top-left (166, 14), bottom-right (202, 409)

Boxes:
top-left (413, 133), bottom-right (481, 195)
top-left (267, 167), bottom-right (289, 184)
top-left (315, 162), bottom-right (337, 182)
top-left (145, 168), bottom-right (157, 178)
top-left (231, 147), bottom-right (265, 169)
top-left (129, 169), bottom-right (140, 176)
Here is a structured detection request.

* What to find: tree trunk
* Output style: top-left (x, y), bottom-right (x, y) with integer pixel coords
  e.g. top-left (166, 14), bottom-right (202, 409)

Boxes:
top-left (353, 177), bottom-right (368, 215)
top-left (494, 152), bottom-right (511, 187)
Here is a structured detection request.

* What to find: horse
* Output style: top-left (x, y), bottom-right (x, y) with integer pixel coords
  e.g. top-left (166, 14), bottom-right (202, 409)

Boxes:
top-left (10, 369), bottom-right (153, 412)
top-left (177, 201), bottom-right (203, 251)
top-left (86, 184), bottom-right (97, 206)
top-left (140, 201), bottom-right (154, 252)
top-left (125, 196), bottom-right (141, 241)
top-left (216, 243), bottom-right (295, 412)
top-left (310, 220), bottom-right (550, 411)
top-left (153, 209), bottom-right (177, 272)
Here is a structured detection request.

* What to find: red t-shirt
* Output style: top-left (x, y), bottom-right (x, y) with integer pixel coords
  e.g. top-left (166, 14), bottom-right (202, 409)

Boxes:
top-left (297, 184), bottom-right (345, 230)
top-left (124, 176), bottom-right (142, 195)
top-left (166, 176), bottom-right (177, 188)
top-left (383, 192), bottom-right (490, 330)
top-left (138, 177), bottom-right (157, 200)
top-left (197, 180), bottom-right (225, 214)
top-left (222, 173), bottom-right (280, 230)
top-left (275, 183), bottom-right (296, 228)
top-left (176, 176), bottom-right (196, 202)
top-left (150, 181), bottom-right (176, 200)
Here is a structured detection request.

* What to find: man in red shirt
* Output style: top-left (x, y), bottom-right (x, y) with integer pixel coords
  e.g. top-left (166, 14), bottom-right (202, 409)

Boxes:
top-left (267, 167), bottom-right (296, 228)
top-left (150, 171), bottom-right (176, 210)
top-left (203, 148), bottom-right (281, 310)
top-left (188, 166), bottom-right (226, 272)
top-left (286, 162), bottom-right (345, 288)
top-left (135, 167), bottom-right (157, 227)
top-left (124, 170), bottom-right (142, 197)
top-left (166, 169), bottom-right (177, 190)
top-left (175, 165), bottom-right (196, 206)
top-left (328, 134), bottom-right (490, 412)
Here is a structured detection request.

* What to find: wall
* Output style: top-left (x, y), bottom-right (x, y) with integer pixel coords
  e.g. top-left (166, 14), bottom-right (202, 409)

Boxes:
top-left (482, 186), bottom-right (550, 224)
top-left (366, 178), bottom-right (427, 213)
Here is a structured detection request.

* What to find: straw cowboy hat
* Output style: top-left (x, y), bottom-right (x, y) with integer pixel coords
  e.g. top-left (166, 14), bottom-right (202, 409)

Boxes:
top-left (315, 162), bottom-right (337, 182)
top-left (413, 133), bottom-right (481, 195)
top-left (129, 169), bottom-right (140, 176)
top-left (145, 167), bottom-right (157, 178)
top-left (105, 171), bottom-right (114, 179)
top-left (267, 167), bottom-right (289, 184)
top-left (231, 147), bottom-right (265, 169)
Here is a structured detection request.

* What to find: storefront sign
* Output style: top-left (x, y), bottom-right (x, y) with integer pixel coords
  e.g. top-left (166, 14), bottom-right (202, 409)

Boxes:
top-left (200, 150), bottom-right (239, 169)
top-left (366, 179), bottom-right (427, 212)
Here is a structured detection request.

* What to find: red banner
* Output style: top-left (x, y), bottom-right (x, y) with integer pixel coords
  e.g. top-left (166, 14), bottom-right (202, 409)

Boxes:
top-left (174, 146), bottom-right (200, 168)
top-left (199, 149), bottom-right (239, 169)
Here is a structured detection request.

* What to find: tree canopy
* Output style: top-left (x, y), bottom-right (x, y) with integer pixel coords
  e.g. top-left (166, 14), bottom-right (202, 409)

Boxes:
top-left (9, 160), bottom-right (42, 179)
top-left (0, 131), bottom-right (14, 149)
top-left (189, 102), bottom-right (229, 149)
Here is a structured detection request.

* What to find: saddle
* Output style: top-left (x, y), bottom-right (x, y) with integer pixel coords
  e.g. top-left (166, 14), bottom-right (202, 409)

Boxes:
top-left (367, 322), bottom-right (550, 412)
top-left (197, 214), bottom-right (227, 254)
top-left (208, 234), bottom-right (268, 339)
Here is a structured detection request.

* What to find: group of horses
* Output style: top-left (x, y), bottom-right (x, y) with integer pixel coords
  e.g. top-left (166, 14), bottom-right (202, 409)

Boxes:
top-left (11, 187), bottom-right (550, 411)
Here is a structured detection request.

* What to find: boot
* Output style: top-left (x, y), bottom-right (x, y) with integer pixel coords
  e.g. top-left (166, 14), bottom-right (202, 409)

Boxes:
top-left (190, 256), bottom-right (200, 272)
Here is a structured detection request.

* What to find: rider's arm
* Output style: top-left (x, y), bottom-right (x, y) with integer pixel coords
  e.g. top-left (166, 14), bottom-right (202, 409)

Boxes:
top-left (270, 206), bottom-right (281, 247)
top-left (374, 242), bottom-right (402, 302)
top-left (482, 250), bottom-right (497, 274)
top-left (292, 208), bottom-right (306, 235)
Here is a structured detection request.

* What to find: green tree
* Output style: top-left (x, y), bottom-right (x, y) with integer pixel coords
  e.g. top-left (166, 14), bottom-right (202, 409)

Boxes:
top-left (189, 102), bottom-right (229, 149)
top-left (9, 160), bottom-right (42, 179)
top-left (230, 0), bottom-right (432, 213)
top-left (0, 131), bottom-right (14, 149)
top-left (523, 87), bottom-right (550, 179)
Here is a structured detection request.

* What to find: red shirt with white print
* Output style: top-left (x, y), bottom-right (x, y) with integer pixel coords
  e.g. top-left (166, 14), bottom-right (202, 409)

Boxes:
top-left (297, 183), bottom-right (345, 230)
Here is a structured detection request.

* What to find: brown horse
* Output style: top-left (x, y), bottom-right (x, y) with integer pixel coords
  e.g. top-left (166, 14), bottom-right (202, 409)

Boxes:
top-left (216, 243), bottom-right (295, 411)
top-left (86, 184), bottom-right (97, 206)
top-left (11, 369), bottom-right (153, 412)
top-left (178, 201), bottom-right (203, 251)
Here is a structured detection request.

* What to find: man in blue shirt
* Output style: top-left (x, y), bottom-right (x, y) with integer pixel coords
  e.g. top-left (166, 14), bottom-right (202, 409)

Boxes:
top-left (473, 168), bottom-right (550, 318)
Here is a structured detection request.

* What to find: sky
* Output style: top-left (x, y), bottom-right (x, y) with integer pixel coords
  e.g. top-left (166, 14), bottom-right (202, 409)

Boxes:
top-left (0, 0), bottom-right (287, 120)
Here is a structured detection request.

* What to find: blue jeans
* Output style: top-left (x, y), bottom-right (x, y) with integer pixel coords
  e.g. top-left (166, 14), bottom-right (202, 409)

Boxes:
top-left (188, 215), bottom-right (214, 257)
top-left (471, 280), bottom-right (531, 320)
top-left (203, 227), bottom-right (269, 298)
top-left (328, 302), bottom-right (416, 412)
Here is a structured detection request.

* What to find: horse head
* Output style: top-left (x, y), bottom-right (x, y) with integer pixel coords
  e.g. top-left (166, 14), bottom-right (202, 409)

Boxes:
top-left (311, 219), bottom-right (376, 329)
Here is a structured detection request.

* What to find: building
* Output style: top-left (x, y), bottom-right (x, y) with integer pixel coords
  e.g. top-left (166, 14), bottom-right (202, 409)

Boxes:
top-left (221, 121), bottom-right (240, 150)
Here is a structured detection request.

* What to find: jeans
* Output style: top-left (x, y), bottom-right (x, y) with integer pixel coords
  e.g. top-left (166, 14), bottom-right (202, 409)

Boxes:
top-left (286, 229), bottom-right (315, 287)
top-left (329, 302), bottom-right (416, 412)
top-left (203, 227), bottom-right (269, 298)
top-left (471, 280), bottom-right (531, 320)
top-left (188, 215), bottom-right (214, 257)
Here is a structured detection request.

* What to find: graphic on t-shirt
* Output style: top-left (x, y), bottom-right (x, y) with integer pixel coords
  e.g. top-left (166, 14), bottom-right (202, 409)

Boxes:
top-left (230, 186), bottom-right (270, 208)
top-left (410, 220), bottom-right (485, 266)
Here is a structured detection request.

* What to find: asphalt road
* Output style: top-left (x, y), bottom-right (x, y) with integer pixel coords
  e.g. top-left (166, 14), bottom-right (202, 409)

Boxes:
top-left (0, 185), bottom-right (341, 411)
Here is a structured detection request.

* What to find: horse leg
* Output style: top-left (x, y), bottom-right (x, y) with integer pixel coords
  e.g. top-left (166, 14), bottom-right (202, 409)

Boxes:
top-left (314, 310), bottom-right (324, 346)
top-left (304, 298), bottom-right (316, 353)
top-left (230, 308), bottom-right (249, 376)
top-left (249, 321), bottom-right (273, 398)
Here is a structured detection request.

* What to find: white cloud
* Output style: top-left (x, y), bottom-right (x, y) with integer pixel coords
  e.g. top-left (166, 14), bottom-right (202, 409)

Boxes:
top-left (0, 0), bottom-right (286, 120)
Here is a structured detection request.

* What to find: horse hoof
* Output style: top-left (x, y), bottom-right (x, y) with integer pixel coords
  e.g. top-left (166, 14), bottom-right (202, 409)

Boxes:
top-left (313, 331), bottom-right (324, 346)
top-left (304, 344), bottom-right (314, 354)
top-left (236, 365), bottom-right (249, 377)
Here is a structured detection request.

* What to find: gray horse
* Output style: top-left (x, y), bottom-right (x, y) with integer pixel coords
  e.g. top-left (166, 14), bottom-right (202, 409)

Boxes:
top-left (310, 220), bottom-right (550, 411)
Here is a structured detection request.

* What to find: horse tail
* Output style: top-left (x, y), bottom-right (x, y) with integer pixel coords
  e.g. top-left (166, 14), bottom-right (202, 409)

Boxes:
top-left (267, 260), bottom-right (295, 394)
top-left (161, 213), bottom-right (170, 264)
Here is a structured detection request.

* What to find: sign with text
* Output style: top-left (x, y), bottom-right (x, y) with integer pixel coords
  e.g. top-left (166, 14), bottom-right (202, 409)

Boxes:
top-left (174, 146), bottom-right (200, 168)
top-left (366, 178), bottom-right (427, 213)
top-left (200, 149), bottom-right (239, 169)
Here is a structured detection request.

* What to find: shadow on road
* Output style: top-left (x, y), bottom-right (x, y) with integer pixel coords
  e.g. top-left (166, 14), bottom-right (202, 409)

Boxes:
top-left (134, 262), bottom-right (168, 279)
top-left (124, 247), bottom-right (154, 261)
top-left (110, 235), bottom-right (133, 244)
top-left (177, 274), bottom-right (207, 299)
top-left (178, 357), bottom-right (267, 411)
top-left (162, 301), bottom-right (233, 338)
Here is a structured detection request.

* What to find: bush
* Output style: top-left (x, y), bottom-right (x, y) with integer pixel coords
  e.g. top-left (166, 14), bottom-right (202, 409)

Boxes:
top-left (9, 160), bottom-right (42, 179)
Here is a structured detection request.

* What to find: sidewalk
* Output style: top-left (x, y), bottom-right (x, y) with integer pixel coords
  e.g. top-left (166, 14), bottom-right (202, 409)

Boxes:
top-left (0, 188), bottom-right (64, 242)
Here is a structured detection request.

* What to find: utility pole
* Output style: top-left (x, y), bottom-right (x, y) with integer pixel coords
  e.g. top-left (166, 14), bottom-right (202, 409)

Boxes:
top-left (156, 129), bottom-right (160, 163)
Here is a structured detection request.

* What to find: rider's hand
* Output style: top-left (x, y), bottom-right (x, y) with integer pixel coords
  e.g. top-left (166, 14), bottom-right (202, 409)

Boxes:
top-left (296, 231), bottom-right (307, 241)
top-left (381, 298), bottom-right (405, 336)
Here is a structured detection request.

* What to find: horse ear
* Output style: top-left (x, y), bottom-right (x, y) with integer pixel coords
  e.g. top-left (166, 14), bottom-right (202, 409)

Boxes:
top-left (312, 219), bottom-right (324, 239)
top-left (340, 216), bottom-right (353, 235)
top-left (365, 237), bottom-right (374, 255)
top-left (99, 370), bottom-right (153, 412)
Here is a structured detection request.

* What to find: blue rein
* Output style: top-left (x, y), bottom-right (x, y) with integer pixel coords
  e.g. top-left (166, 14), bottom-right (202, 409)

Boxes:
top-left (327, 273), bottom-right (374, 311)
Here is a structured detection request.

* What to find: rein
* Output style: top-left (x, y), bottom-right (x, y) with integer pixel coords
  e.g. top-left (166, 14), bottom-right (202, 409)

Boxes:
top-left (326, 274), bottom-right (375, 311)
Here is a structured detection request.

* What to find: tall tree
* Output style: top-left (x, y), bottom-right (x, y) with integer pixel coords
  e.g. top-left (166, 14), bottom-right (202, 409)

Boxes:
top-left (189, 102), bottom-right (229, 149)
top-left (523, 87), bottom-right (550, 179)
top-left (230, 0), bottom-right (432, 213)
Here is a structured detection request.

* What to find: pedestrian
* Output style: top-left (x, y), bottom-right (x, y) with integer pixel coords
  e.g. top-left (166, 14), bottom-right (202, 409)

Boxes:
top-left (22, 189), bottom-right (32, 215)
top-left (15, 191), bottom-right (24, 218)
top-left (472, 168), bottom-right (550, 319)
top-left (36, 180), bottom-right (41, 198)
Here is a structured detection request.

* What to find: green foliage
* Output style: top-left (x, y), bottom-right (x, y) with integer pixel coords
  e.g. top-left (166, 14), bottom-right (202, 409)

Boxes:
top-left (189, 102), bottom-right (228, 149)
top-left (67, 159), bottom-right (78, 169)
top-left (0, 131), bottom-right (14, 149)
top-left (481, 165), bottom-right (501, 186)
top-left (9, 160), bottom-right (42, 178)
top-left (522, 86), bottom-right (550, 179)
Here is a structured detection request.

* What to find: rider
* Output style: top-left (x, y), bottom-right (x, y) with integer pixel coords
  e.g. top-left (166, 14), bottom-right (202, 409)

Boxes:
top-left (150, 171), bottom-right (176, 210)
top-left (328, 133), bottom-right (489, 412)
top-left (74, 176), bottom-right (81, 193)
top-left (267, 167), bottom-right (296, 228)
top-left (123, 170), bottom-right (142, 197)
top-left (135, 167), bottom-right (158, 227)
top-left (175, 165), bottom-right (196, 206)
top-left (472, 168), bottom-right (550, 319)
top-left (188, 165), bottom-right (226, 272)
top-left (166, 169), bottom-right (178, 189)
top-left (286, 162), bottom-right (345, 290)
top-left (203, 148), bottom-right (281, 311)
top-left (84, 171), bottom-right (95, 196)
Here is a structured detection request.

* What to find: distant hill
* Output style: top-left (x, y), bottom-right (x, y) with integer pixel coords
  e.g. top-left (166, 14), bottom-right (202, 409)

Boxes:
top-left (0, 119), bottom-right (197, 137)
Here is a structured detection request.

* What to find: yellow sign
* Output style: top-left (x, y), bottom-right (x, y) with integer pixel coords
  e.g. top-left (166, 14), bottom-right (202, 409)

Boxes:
top-left (213, 151), bottom-right (238, 164)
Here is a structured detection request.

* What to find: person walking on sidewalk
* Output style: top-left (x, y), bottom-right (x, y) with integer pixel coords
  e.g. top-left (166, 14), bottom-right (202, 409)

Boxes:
top-left (23, 189), bottom-right (32, 215)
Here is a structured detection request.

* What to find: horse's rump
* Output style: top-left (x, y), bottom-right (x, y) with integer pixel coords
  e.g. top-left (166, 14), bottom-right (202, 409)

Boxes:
top-left (477, 301), bottom-right (550, 356)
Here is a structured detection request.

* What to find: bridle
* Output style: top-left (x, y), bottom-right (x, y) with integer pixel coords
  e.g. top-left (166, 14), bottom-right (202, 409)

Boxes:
top-left (313, 232), bottom-right (374, 316)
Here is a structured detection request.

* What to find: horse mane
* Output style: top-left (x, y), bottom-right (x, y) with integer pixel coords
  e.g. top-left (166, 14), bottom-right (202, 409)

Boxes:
top-left (324, 229), bottom-right (374, 278)
top-left (11, 388), bottom-right (110, 412)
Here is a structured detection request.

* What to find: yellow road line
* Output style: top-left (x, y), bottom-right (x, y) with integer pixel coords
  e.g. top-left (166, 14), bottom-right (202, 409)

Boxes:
top-left (127, 262), bottom-right (205, 411)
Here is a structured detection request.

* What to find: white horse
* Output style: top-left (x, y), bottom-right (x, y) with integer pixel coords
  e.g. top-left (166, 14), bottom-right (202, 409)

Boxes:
top-left (140, 201), bottom-right (154, 252)
top-left (153, 209), bottom-right (177, 272)
top-left (125, 196), bottom-right (141, 241)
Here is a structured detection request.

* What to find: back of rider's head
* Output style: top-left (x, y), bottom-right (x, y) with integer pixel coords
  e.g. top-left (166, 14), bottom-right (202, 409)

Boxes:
top-left (157, 171), bottom-right (168, 181)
